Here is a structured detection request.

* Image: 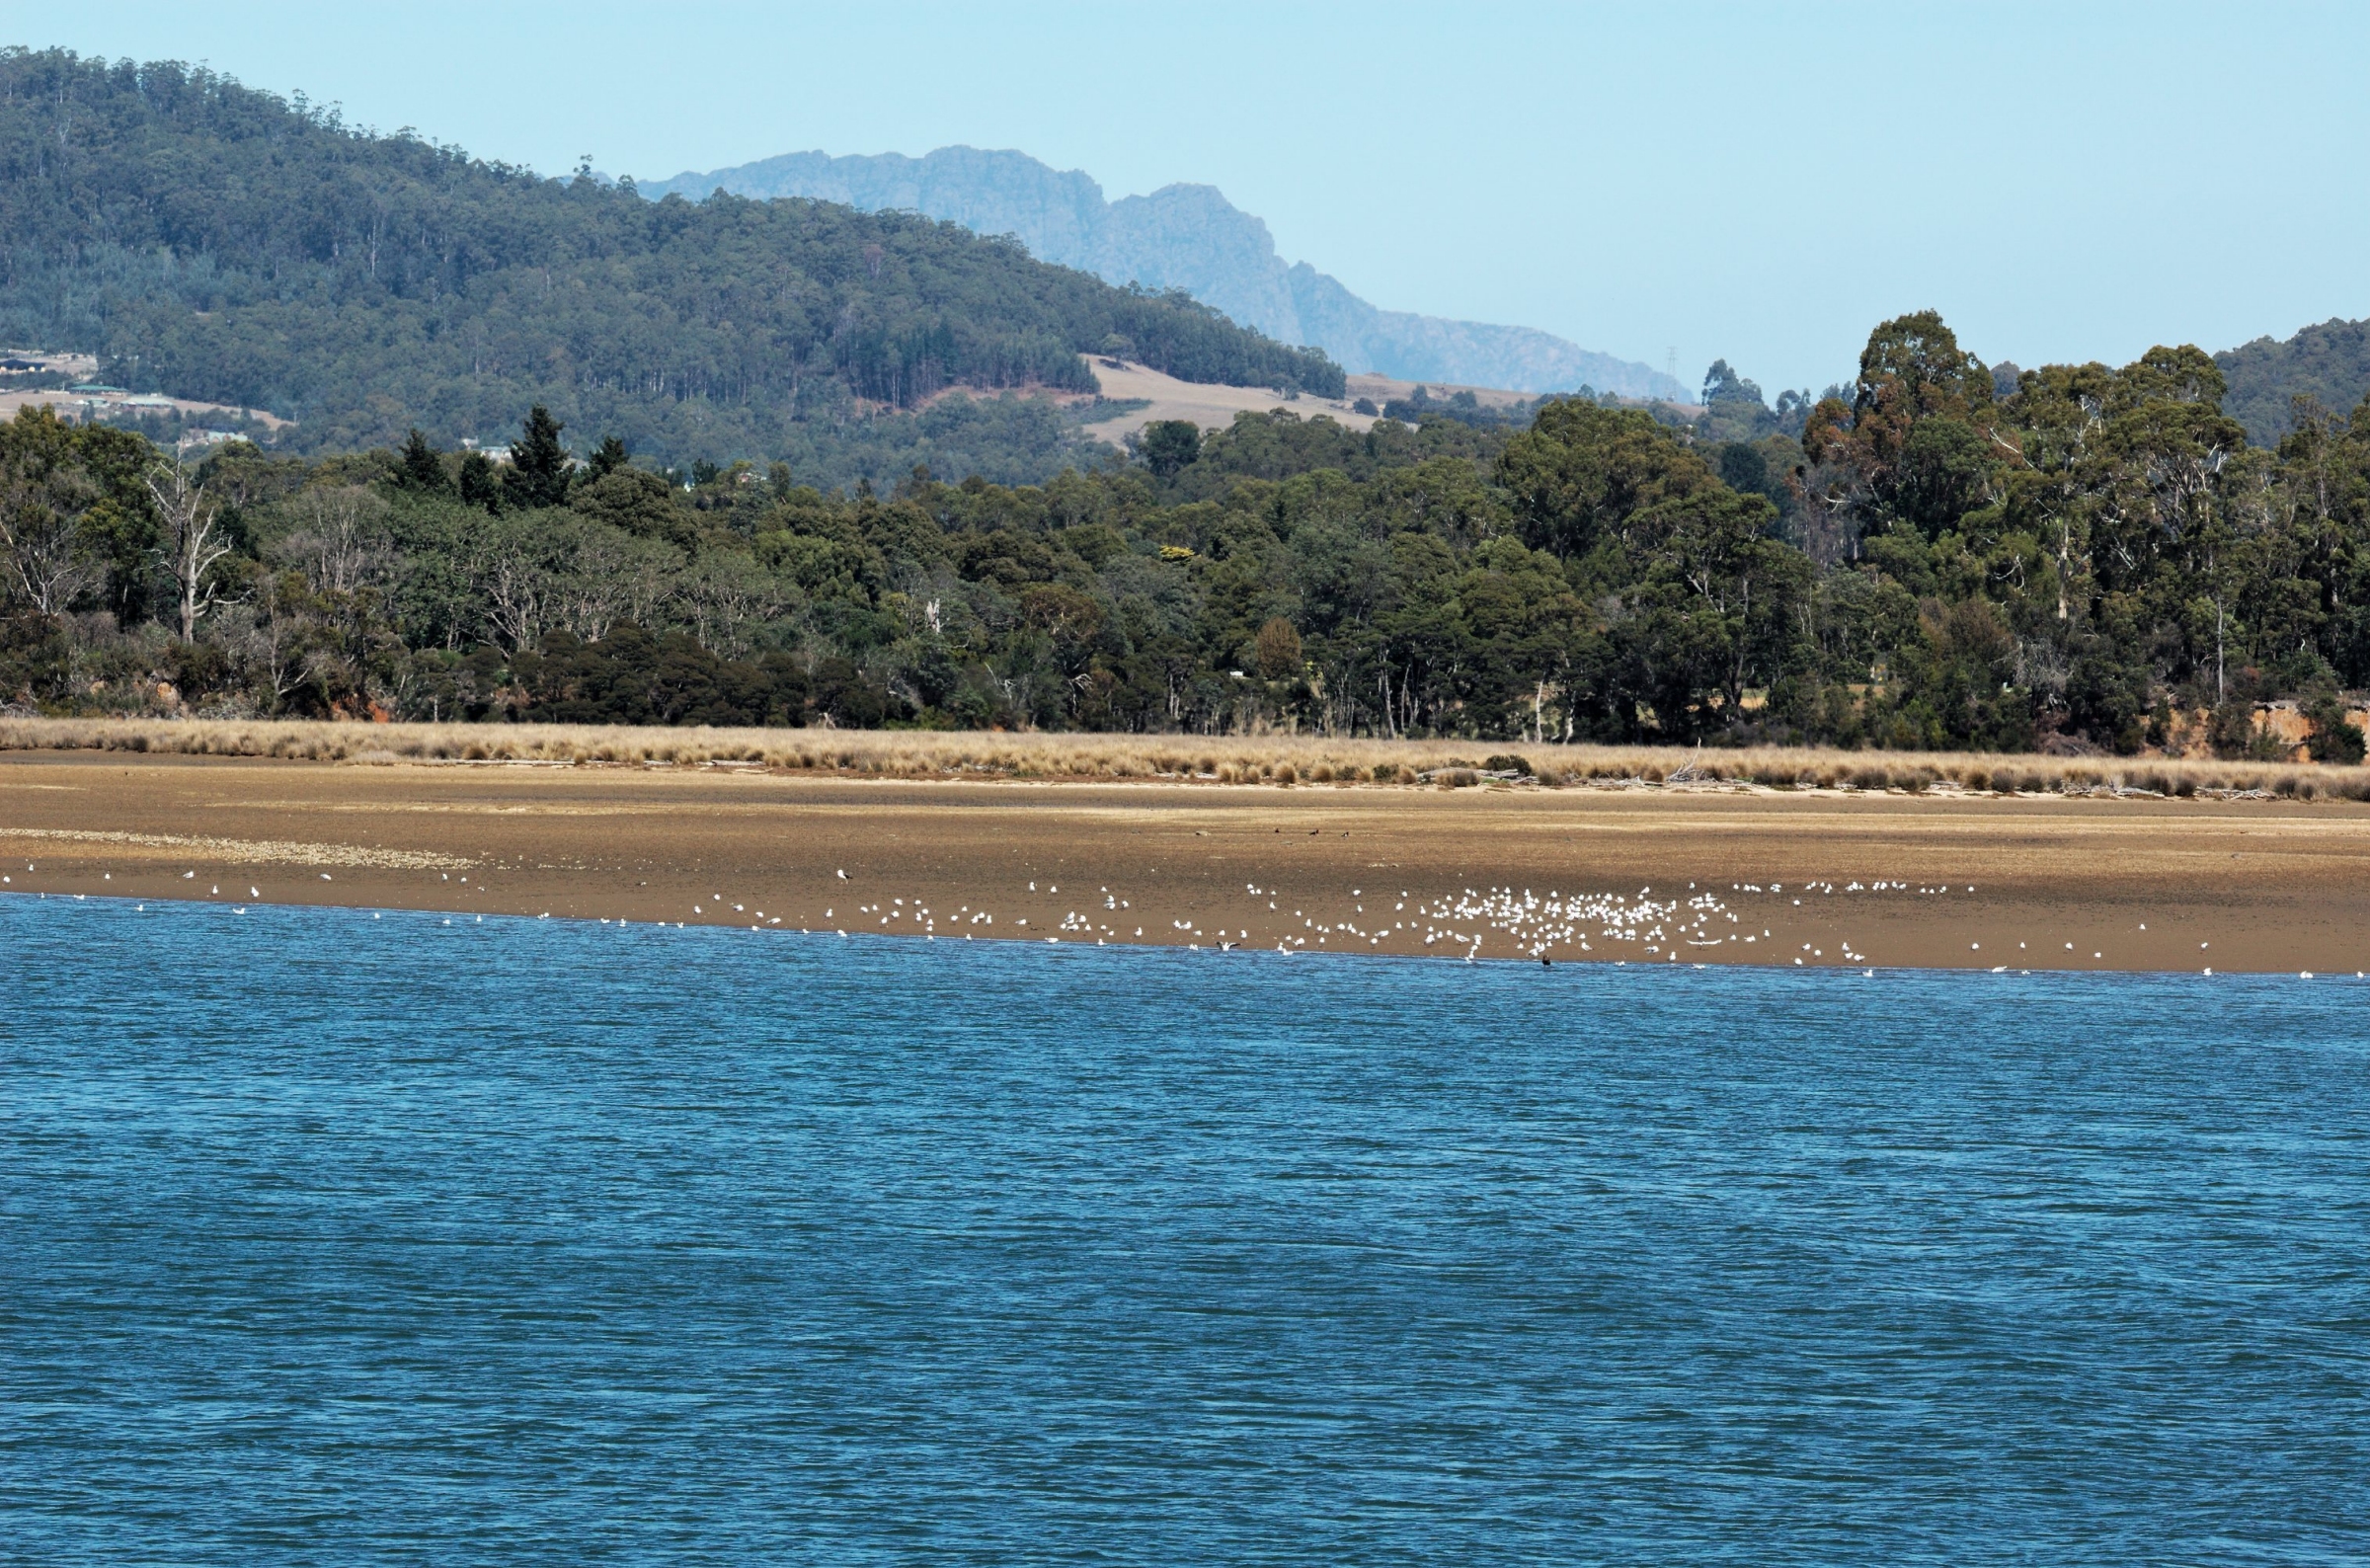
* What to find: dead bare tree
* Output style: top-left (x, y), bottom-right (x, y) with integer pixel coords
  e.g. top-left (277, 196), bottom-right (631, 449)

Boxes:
top-left (679, 551), bottom-right (784, 658)
top-left (144, 460), bottom-right (234, 641)
top-left (284, 486), bottom-right (390, 595)
top-left (549, 522), bottom-right (676, 643)
top-left (236, 569), bottom-right (322, 707)
top-left (0, 453), bottom-right (99, 614)
top-left (481, 551), bottom-right (548, 652)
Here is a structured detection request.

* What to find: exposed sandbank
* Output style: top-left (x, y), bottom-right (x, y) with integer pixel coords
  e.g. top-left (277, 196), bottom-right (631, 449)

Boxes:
top-left (6, 750), bottom-right (2370, 975)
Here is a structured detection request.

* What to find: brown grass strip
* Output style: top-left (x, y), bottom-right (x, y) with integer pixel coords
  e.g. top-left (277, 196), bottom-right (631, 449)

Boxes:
top-left (2, 718), bottom-right (2365, 801)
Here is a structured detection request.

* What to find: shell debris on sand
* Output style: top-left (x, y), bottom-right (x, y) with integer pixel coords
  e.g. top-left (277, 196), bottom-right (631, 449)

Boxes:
top-left (0, 827), bottom-right (475, 871)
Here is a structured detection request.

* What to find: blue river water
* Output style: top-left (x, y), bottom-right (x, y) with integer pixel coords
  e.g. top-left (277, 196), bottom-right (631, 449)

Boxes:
top-left (2, 894), bottom-right (2366, 1565)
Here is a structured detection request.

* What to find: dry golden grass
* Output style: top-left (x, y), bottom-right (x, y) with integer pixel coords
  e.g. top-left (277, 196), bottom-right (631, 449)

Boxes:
top-left (6, 717), bottom-right (2369, 801)
top-left (1074, 357), bottom-right (1379, 445)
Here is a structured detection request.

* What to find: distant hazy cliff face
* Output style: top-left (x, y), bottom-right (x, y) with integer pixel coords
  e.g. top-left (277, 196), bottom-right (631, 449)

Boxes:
top-left (645, 148), bottom-right (1682, 399)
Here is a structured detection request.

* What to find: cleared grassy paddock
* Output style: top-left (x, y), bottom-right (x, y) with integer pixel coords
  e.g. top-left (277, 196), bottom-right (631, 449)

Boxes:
top-left (5, 717), bottom-right (2368, 801)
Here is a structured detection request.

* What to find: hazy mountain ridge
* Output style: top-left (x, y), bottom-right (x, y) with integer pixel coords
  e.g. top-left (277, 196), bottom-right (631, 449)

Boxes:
top-left (645, 147), bottom-right (1685, 399)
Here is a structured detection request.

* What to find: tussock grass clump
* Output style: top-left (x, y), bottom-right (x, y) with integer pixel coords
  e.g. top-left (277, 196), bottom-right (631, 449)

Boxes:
top-left (2, 717), bottom-right (2365, 803)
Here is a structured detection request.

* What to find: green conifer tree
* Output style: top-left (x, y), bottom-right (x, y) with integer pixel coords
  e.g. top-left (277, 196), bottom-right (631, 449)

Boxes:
top-left (504, 406), bottom-right (571, 510)
top-left (396, 428), bottom-right (450, 494)
top-left (586, 434), bottom-right (630, 482)
top-left (457, 449), bottom-right (503, 513)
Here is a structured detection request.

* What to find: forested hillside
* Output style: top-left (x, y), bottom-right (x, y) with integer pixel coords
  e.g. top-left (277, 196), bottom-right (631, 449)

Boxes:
top-left (2217, 317), bottom-right (2370, 446)
top-left (8, 307), bottom-right (2370, 761)
top-left (0, 48), bottom-right (1339, 485)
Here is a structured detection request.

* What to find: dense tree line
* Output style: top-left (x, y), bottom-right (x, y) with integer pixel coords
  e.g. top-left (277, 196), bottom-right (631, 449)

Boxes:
top-left (5, 308), bottom-right (2369, 761)
top-left (0, 47), bottom-right (1340, 491)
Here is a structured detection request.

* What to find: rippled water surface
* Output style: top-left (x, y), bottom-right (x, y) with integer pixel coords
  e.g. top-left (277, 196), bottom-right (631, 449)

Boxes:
top-left (3, 895), bottom-right (2367, 1565)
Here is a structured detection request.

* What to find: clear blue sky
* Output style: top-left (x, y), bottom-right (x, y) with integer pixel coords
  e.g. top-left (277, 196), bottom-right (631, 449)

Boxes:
top-left (12, 1), bottom-right (2367, 396)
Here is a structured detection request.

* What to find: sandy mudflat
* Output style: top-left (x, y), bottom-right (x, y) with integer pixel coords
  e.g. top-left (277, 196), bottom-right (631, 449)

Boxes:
top-left (5, 750), bottom-right (2370, 975)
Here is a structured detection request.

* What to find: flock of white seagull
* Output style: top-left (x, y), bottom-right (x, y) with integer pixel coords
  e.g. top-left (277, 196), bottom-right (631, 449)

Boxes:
top-left (7, 862), bottom-right (2355, 979)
